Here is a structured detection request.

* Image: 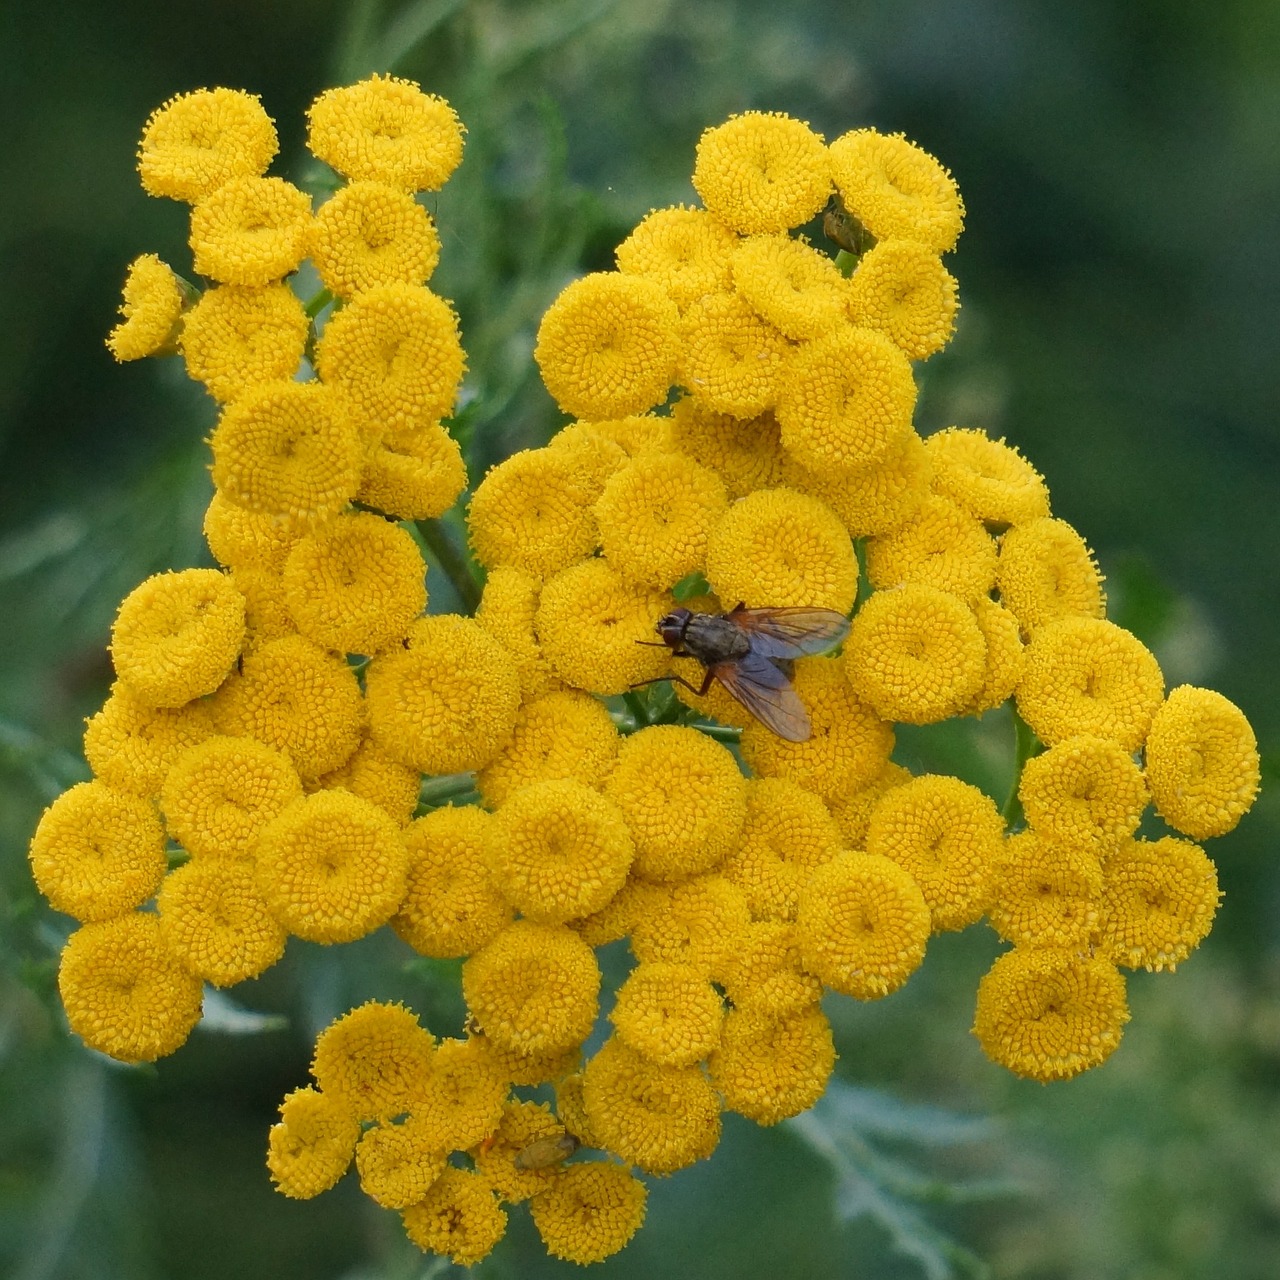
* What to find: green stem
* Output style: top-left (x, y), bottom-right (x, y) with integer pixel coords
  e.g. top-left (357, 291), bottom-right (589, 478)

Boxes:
top-left (1002, 709), bottom-right (1041, 827)
top-left (304, 287), bottom-right (334, 319)
top-left (622, 691), bottom-right (650, 731)
top-left (416, 518), bottom-right (482, 614)
top-left (418, 772), bottom-right (479, 809)
top-left (835, 248), bottom-right (860, 278)
top-left (694, 722), bottom-right (742, 744)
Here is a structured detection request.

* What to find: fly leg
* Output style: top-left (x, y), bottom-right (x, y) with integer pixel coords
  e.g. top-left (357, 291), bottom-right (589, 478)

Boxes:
top-left (628, 669), bottom-right (715, 697)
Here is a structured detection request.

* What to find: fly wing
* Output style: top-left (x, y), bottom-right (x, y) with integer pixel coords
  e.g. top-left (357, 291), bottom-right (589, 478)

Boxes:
top-left (712, 651), bottom-right (812, 742)
top-left (729, 605), bottom-right (851, 660)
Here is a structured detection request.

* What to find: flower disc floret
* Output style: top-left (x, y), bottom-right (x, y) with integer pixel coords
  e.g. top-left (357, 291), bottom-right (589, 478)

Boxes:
top-left (866, 494), bottom-right (998, 603)
top-left (202, 492), bottom-right (297, 573)
top-left (471, 1098), bottom-right (569, 1203)
top-left (474, 566), bottom-right (560, 700)
top-left (988, 831), bottom-right (1103, 950)
top-left (716, 921), bottom-right (822, 1017)
top-left (615, 205), bottom-right (738, 310)
top-left (402, 1168), bottom-right (507, 1266)
top-left (826, 759), bottom-right (914, 849)
top-left (610, 962), bottom-right (724, 1067)
top-left (670, 399), bottom-right (788, 501)
top-left (311, 180), bottom-right (440, 297)
top-left (413, 1037), bottom-right (508, 1150)
top-left (357, 421), bottom-right (467, 521)
top-left (677, 290), bottom-right (790, 419)
top-left (267, 1087), bottom-right (360, 1199)
top-left (967, 598), bottom-right (1026, 714)
top-left (631, 876), bottom-right (752, 978)
top-left (997, 517), bottom-right (1105, 634)
top-left (925, 428), bottom-right (1049, 527)
top-left (189, 176), bottom-right (312, 286)
top-left (847, 240), bottom-right (959, 359)
top-left (530, 1163), bottom-right (648, 1265)
top-left (731, 234), bottom-right (847, 340)
top-left (318, 735), bottom-right (421, 826)
top-left (355, 1116), bottom-right (448, 1209)
top-left (107, 254), bottom-right (185, 361)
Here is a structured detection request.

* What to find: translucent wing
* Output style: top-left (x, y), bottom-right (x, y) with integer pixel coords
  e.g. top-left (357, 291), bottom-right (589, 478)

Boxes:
top-left (729, 605), bottom-right (851, 660)
top-left (712, 651), bottom-right (812, 742)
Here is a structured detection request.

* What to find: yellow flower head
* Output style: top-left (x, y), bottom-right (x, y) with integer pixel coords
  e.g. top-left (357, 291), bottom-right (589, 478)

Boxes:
top-left (402, 1167), bottom-right (507, 1266)
top-left (228, 566), bottom-right (295, 647)
top-left (315, 733), bottom-right (421, 827)
top-left (582, 1036), bottom-right (721, 1175)
top-left (357, 421), bottom-right (467, 521)
top-left (365, 614), bottom-right (521, 775)
top-left (546, 421), bottom-right (632, 489)
top-left (988, 831), bottom-right (1103, 950)
top-left (997, 517), bottom-right (1105, 635)
top-left (966, 598), bottom-right (1026, 715)
top-left (615, 205), bottom-right (738, 310)
top-left (462, 921), bottom-right (600, 1056)
top-left (866, 494), bottom-right (998, 604)
top-left (202, 491), bottom-right (297, 574)
top-left (610, 961), bottom-right (725, 1068)
top-left (58, 913), bottom-right (204, 1063)
top-left (1144, 685), bottom-right (1260, 840)
top-left (742, 657), bottom-right (895, 803)
top-left (478, 690), bottom-right (619, 808)
top-left (107, 254), bottom-right (186, 361)
top-left (583, 413), bottom-right (676, 458)
top-left (314, 283), bottom-right (465, 436)
top-left (310, 180), bottom-right (440, 298)
top-left (670, 399), bottom-right (788, 501)
top-left (157, 858), bottom-right (287, 986)
top-left (732, 234), bottom-right (847, 341)
top-left (209, 380), bottom-right (363, 529)
top-left (925, 428), bottom-right (1050, 528)
top-left (1099, 836), bottom-right (1220, 971)
top-left (972, 948), bottom-right (1129, 1082)
top-left (474, 565), bottom-right (562, 700)
top-left (596, 452), bottom-right (728, 590)
top-left (255, 790), bottom-right (408, 943)
top-left (267, 1086), bottom-right (360, 1200)
top-left (705, 486), bottom-right (858, 612)
top-left (709, 1002), bottom-right (835, 1126)
top-left (29, 780), bottom-right (166, 923)
top-left (282, 511), bottom-right (426, 655)
top-left (795, 852), bottom-right (930, 998)
top-left (211, 633), bottom-right (364, 779)
top-left (180, 283), bottom-right (308, 403)
top-left (534, 558), bottom-right (673, 696)
top-left (677, 290), bottom-right (790, 419)
top-left (311, 999), bottom-right (435, 1122)
top-left (629, 874), bottom-right (751, 975)
top-left (1016, 617), bottom-right (1164, 752)
top-left (307, 75), bottom-right (464, 192)
top-left (716, 920), bottom-right (822, 1017)
top-left (846, 239), bottom-right (959, 362)
top-left (721, 777), bottom-right (843, 922)
top-left (693, 112), bottom-right (831, 235)
top-left (355, 1115), bottom-right (448, 1209)
top-left (570, 874), bottom-right (664, 949)
top-left (1018, 734), bottom-right (1147, 855)
top-left (605, 725), bottom-right (747, 882)
top-left (827, 759), bottom-right (914, 850)
top-left (777, 326), bottom-right (916, 473)
top-left (535, 272), bottom-right (680, 420)
top-left (482, 1037), bottom-right (583, 1088)
top-left (413, 1036), bottom-right (508, 1150)
top-left (189, 176), bottom-right (312, 286)
top-left (866, 773), bottom-right (1005, 932)
top-left (393, 806), bottom-right (512, 959)
top-left (472, 1098), bottom-right (569, 1203)
top-left (138, 87), bottom-right (277, 203)
top-left (844, 584), bottom-right (988, 724)
top-left (555, 1072), bottom-right (600, 1147)
top-left (161, 734), bottom-right (303, 861)
top-left (110, 567), bottom-right (245, 708)
top-left (530, 1162), bottom-right (648, 1265)
top-left (828, 129), bottom-right (964, 253)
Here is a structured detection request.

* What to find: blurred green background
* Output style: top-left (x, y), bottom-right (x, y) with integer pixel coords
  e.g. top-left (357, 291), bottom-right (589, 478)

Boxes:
top-left (3, 1), bottom-right (1279, 1277)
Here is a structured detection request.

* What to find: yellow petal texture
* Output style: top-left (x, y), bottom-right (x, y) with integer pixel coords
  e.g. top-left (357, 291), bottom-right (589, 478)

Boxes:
top-left (715, 920), bottom-right (822, 1017)
top-left (925, 428), bottom-right (1049, 527)
top-left (731, 234), bottom-right (847, 340)
top-left (670, 399), bottom-right (788, 501)
top-left (677, 290), bottom-right (789, 418)
top-left (827, 759), bottom-right (914, 850)
top-left (630, 875), bottom-right (751, 976)
top-left (355, 1116), bottom-right (447, 1209)
top-left (987, 830), bottom-right (1103, 950)
top-left (357, 422), bottom-right (467, 521)
top-left (847, 240), bottom-right (959, 359)
top-left (610, 961), bottom-right (724, 1067)
top-left (471, 1098), bottom-right (569, 1203)
top-left (267, 1087), bottom-right (360, 1199)
top-left (402, 1167), bottom-right (507, 1265)
top-left (997, 517), bottom-right (1105, 635)
top-left (615, 204), bottom-right (738, 310)
top-left (474, 566), bottom-right (562, 700)
top-left (530, 1163), bottom-right (648, 1265)
top-left (966, 598), bottom-right (1026, 714)
top-left (106, 254), bottom-right (185, 360)
top-left (315, 734), bottom-right (421, 827)
top-left (189, 176), bottom-right (313, 285)
top-left (202, 491), bottom-right (298, 573)
top-left (866, 494), bottom-right (998, 604)
top-left (412, 1036), bottom-right (508, 1150)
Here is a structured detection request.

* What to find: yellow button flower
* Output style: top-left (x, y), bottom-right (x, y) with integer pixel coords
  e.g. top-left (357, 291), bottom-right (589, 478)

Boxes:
top-left (847, 240), bottom-right (959, 359)
top-left (866, 494), bottom-right (998, 604)
top-left (474, 565), bottom-right (562, 700)
top-left (570, 874), bottom-right (664, 949)
top-left (227, 566), bottom-right (295, 647)
top-left (483, 1037), bottom-right (583, 1088)
top-left (966, 598), bottom-right (1026, 715)
top-left (355, 1116), bottom-right (447, 1210)
top-left (189, 176), bottom-right (312, 285)
top-left (471, 1099), bottom-right (571, 1205)
top-left (629, 874), bottom-right (751, 975)
top-left (582, 413), bottom-right (676, 458)
top-left (997, 517), bottom-right (1105, 635)
top-left (357, 421), bottom-right (467, 521)
top-left (202, 491), bottom-right (297, 573)
top-left (315, 733), bottom-right (421, 827)
top-left (732, 234), bottom-right (848, 340)
top-left (402, 1167), bottom-right (507, 1266)
top-left (827, 759), bottom-right (914, 850)
top-left (677, 290), bottom-right (790, 419)
top-left (716, 920), bottom-right (822, 1017)
top-left (555, 1072), bottom-right (600, 1147)
top-left (925, 427), bottom-right (1050, 528)
top-left (106, 254), bottom-right (186, 361)
top-left (615, 204), bottom-right (738, 310)
top-left (546, 420), bottom-right (632, 489)
top-left (610, 962), bottom-right (724, 1068)
top-left (988, 831), bottom-right (1103, 951)
top-left (670, 399), bottom-right (788, 501)
top-left (530, 1162), bottom-right (648, 1265)
top-left (267, 1086), bottom-right (360, 1200)
top-left (412, 1036), bottom-right (508, 1150)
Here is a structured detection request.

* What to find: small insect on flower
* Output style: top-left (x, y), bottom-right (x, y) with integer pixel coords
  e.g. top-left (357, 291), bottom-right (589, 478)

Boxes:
top-left (639, 604), bottom-right (850, 742)
top-left (514, 1133), bottom-right (581, 1171)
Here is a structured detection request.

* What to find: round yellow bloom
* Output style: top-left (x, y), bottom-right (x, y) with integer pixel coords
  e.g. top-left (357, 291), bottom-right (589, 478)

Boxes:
top-left (582, 1036), bottom-right (721, 1175)
top-left (255, 791), bottom-right (408, 943)
top-left (209, 380), bottom-right (363, 528)
top-left (472, 1098), bottom-right (570, 1203)
top-left (267, 1086), bottom-right (360, 1199)
top-left (795, 852), bottom-right (930, 998)
top-left (483, 1038), bottom-right (583, 1088)
top-left (1144, 685), bottom-right (1260, 840)
top-left (988, 831), bottom-right (1103, 951)
top-left (605, 725), bottom-right (746, 882)
top-left (311, 1000), bottom-right (435, 1122)
top-left (110, 568), bottom-right (245, 708)
top-left (315, 734), bottom-right (421, 827)
top-left (474, 566), bottom-right (561, 700)
top-left (828, 129), bottom-right (964, 253)
top-left (777, 326), bottom-right (916, 473)
top-left (693, 112), bottom-right (831, 234)
top-left (741, 657), bottom-right (895, 803)
top-left (58, 913), bottom-right (204, 1063)
top-left (866, 774), bottom-right (1005, 932)
top-left (555, 1072), bottom-right (600, 1147)
top-left (180, 283), bottom-right (308, 403)
top-left (189, 176), bottom-right (312, 286)
top-left (677, 290), bottom-right (790, 419)
top-left (357, 421), bottom-right (467, 520)
top-left (670, 399), bottom-right (788, 501)
top-left (715, 920), bottom-right (822, 1017)
top-left (393, 806), bottom-right (512, 958)
top-left (615, 204), bottom-right (738, 310)
top-left (844, 584), bottom-right (987, 724)
top-left (705, 487), bottom-right (858, 612)
top-left (584, 413), bottom-right (676, 458)
top-left (462, 921), bottom-right (600, 1056)
top-left (307, 75), bottom-right (464, 192)
top-left (827, 759), bottom-right (914, 850)
top-left (847, 239), bottom-right (958, 359)
top-left (967, 598), bottom-right (1026, 714)
top-left (534, 558), bottom-right (672, 696)
top-left (610, 962), bottom-right (724, 1067)
top-left (732, 234), bottom-right (847, 340)
top-left (202, 491), bottom-right (297, 573)
top-left (710, 1002), bottom-right (835, 1125)
top-left (157, 858), bottom-right (287, 985)
top-left (535, 272), bottom-right (679, 420)
top-left (314, 283), bottom-right (465, 437)
top-left (925, 428), bottom-right (1050, 528)
top-left (365, 614), bottom-right (521, 775)
top-left (138, 87), bottom-right (277, 203)
top-left (546, 421), bottom-right (632, 489)
top-left (355, 1115), bottom-right (447, 1209)
top-left (630, 875), bottom-right (751, 976)
top-left (402, 1168), bottom-right (507, 1266)
top-left (866, 494), bottom-right (997, 604)
top-left (973, 948), bottom-right (1128, 1082)
top-left (1019, 735), bottom-right (1147, 856)
top-left (211, 633), bottom-right (363, 778)
top-left (106, 254), bottom-right (186, 361)
top-left (531, 1162), bottom-right (648, 1265)
top-left (570, 875), bottom-right (664, 949)
top-left (997, 517), bottom-right (1105, 635)
top-left (29, 781), bottom-right (165, 923)
top-left (413, 1036), bottom-right (508, 1150)
top-left (228, 566), bottom-right (295, 647)
top-left (1017, 617), bottom-right (1164, 752)
top-left (1099, 836), bottom-right (1220, 971)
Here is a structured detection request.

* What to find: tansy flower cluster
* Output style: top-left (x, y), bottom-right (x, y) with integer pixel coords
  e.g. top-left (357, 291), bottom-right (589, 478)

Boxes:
top-left (31, 90), bottom-right (1260, 1268)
